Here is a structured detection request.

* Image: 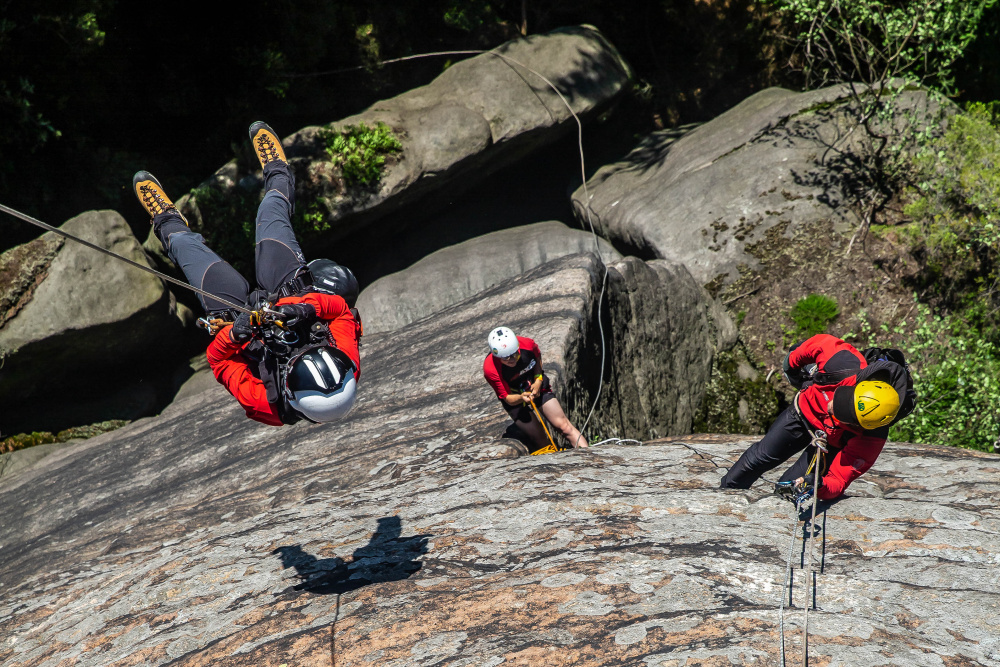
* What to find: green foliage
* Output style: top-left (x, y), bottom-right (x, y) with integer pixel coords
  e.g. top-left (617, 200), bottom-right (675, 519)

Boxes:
top-left (444, 0), bottom-right (499, 32)
top-left (851, 308), bottom-right (999, 451)
top-left (789, 294), bottom-right (840, 339)
top-left (764, 0), bottom-right (997, 216)
top-left (900, 102), bottom-right (1000, 340)
top-left (0, 420), bottom-right (130, 455)
top-left (191, 185), bottom-right (260, 276)
top-left (320, 122), bottom-right (402, 187)
top-left (766, 0), bottom-right (997, 94)
top-left (292, 201), bottom-right (331, 237)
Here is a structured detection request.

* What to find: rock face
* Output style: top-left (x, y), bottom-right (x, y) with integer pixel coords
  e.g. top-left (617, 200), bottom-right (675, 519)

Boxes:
top-left (571, 85), bottom-right (937, 287)
top-left (3, 429), bottom-right (998, 666)
top-left (0, 210), bottom-right (190, 432)
top-left (356, 221), bottom-right (621, 335)
top-left (589, 257), bottom-right (739, 441)
top-left (0, 250), bottom-right (748, 663)
top-left (175, 25), bottom-right (632, 252)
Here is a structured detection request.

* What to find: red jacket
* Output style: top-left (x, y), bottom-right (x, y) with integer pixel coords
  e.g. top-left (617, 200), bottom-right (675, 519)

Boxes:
top-left (206, 292), bottom-right (361, 426)
top-left (788, 334), bottom-right (908, 500)
top-left (483, 336), bottom-right (543, 400)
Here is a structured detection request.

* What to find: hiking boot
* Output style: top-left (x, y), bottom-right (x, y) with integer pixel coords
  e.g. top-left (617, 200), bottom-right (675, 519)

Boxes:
top-left (133, 171), bottom-right (178, 219)
top-left (249, 121), bottom-right (286, 168)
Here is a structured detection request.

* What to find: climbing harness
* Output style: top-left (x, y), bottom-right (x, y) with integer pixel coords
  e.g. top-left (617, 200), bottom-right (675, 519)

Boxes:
top-left (528, 399), bottom-right (562, 455)
top-left (776, 429), bottom-right (828, 667)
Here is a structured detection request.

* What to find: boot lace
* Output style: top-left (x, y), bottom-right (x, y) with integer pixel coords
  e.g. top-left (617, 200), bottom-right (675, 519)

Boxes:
top-left (256, 134), bottom-right (281, 165)
top-left (139, 184), bottom-right (173, 215)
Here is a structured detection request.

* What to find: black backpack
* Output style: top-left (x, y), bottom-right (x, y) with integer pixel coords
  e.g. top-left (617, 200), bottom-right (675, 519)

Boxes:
top-left (862, 347), bottom-right (914, 390)
top-left (809, 346), bottom-right (913, 389)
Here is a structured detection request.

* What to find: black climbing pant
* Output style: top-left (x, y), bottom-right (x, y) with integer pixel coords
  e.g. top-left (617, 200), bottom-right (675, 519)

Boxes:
top-left (720, 405), bottom-right (829, 488)
top-left (152, 160), bottom-right (306, 314)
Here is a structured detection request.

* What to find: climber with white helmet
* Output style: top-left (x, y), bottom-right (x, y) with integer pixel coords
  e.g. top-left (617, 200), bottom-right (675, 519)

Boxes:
top-left (721, 333), bottom-right (917, 501)
top-left (132, 122), bottom-right (362, 426)
top-left (483, 327), bottom-right (588, 450)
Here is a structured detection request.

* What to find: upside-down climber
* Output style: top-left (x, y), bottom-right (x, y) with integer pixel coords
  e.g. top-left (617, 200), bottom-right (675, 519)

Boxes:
top-left (483, 327), bottom-right (588, 451)
top-left (133, 122), bottom-right (362, 426)
top-left (720, 333), bottom-right (917, 502)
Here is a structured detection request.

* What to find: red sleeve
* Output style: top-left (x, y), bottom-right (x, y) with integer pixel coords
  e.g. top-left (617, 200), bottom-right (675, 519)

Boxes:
top-left (206, 327), bottom-right (283, 426)
top-left (817, 435), bottom-right (885, 500)
top-left (298, 292), bottom-right (349, 320)
top-left (788, 334), bottom-right (841, 370)
top-left (483, 355), bottom-right (508, 400)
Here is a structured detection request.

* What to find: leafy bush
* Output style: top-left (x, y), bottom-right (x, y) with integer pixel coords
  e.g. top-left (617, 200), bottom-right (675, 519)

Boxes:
top-left (901, 102), bottom-right (1000, 341)
top-left (320, 122), bottom-right (402, 187)
top-left (852, 308), bottom-right (1000, 452)
top-left (789, 294), bottom-right (840, 339)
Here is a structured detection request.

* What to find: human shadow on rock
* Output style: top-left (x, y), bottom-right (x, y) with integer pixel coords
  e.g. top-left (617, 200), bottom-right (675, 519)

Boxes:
top-left (274, 516), bottom-right (429, 596)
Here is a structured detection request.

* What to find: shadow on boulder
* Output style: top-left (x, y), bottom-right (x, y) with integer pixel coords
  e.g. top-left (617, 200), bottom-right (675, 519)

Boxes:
top-left (273, 516), bottom-right (429, 596)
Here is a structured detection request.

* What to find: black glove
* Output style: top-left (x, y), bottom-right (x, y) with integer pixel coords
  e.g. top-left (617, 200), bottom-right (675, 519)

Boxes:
top-left (230, 311), bottom-right (254, 343)
top-left (275, 303), bottom-right (317, 327)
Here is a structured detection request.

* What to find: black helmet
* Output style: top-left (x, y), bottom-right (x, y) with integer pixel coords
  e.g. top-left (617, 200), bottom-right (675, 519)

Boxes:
top-left (307, 259), bottom-right (359, 308)
top-left (284, 346), bottom-right (357, 422)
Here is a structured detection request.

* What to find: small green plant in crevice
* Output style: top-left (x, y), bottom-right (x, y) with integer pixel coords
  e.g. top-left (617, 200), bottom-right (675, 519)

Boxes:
top-left (319, 122), bottom-right (402, 188)
top-left (789, 294), bottom-right (840, 340)
top-left (0, 420), bottom-right (131, 456)
top-left (292, 200), bottom-right (330, 237)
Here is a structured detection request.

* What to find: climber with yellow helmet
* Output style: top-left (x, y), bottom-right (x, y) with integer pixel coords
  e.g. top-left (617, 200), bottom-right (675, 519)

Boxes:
top-left (720, 333), bottom-right (917, 501)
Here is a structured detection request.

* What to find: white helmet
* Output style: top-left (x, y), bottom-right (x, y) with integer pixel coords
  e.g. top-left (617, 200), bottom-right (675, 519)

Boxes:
top-left (488, 326), bottom-right (519, 358)
top-left (284, 347), bottom-right (357, 422)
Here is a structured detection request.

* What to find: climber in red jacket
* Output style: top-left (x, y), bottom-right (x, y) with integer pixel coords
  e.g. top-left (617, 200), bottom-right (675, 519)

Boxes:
top-left (483, 327), bottom-right (588, 450)
top-left (133, 122), bottom-right (361, 426)
top-left (720, 333), bottom-right (916, 501)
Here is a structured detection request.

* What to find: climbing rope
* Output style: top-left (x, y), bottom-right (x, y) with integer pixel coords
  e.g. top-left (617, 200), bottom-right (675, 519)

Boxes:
top-left (0, 203), bottom-right (255, 315)
top-left (527, 399), bottom-right (560, 453)
top-left (777, 429), bottom-right (828, 667)
top-left (801, 430), bottom-right (827, 666)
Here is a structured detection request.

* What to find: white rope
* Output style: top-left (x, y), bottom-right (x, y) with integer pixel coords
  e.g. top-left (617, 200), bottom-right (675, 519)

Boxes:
top-left (801, 431), bottom-right (828, 666)
top-left (779, 505), bottom-right (799, 667)
top-left (589, 437), bottom-right (643, 447)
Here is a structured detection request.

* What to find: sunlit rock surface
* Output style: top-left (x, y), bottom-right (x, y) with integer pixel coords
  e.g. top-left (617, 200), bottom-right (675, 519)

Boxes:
top-left (571, 85), bottom-right (940, 287)
top-left (356, 221), bottom-right (621, 335)
top-left (2, 434), bottom-right (997, 666)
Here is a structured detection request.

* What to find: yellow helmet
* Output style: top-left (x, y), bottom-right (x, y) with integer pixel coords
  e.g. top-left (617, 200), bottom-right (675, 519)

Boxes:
top-left (833, 380), bottom-right (900, 430)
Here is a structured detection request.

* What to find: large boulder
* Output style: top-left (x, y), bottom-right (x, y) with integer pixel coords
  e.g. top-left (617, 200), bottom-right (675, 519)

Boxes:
top-left (356, 221), bottom-right (621, 335)
top-left (0, 211), bottom-right (191, 432)
top-left (167, 25), bottom-right (632, 258)
top-left (571, 85), bottom-right (938, 287)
